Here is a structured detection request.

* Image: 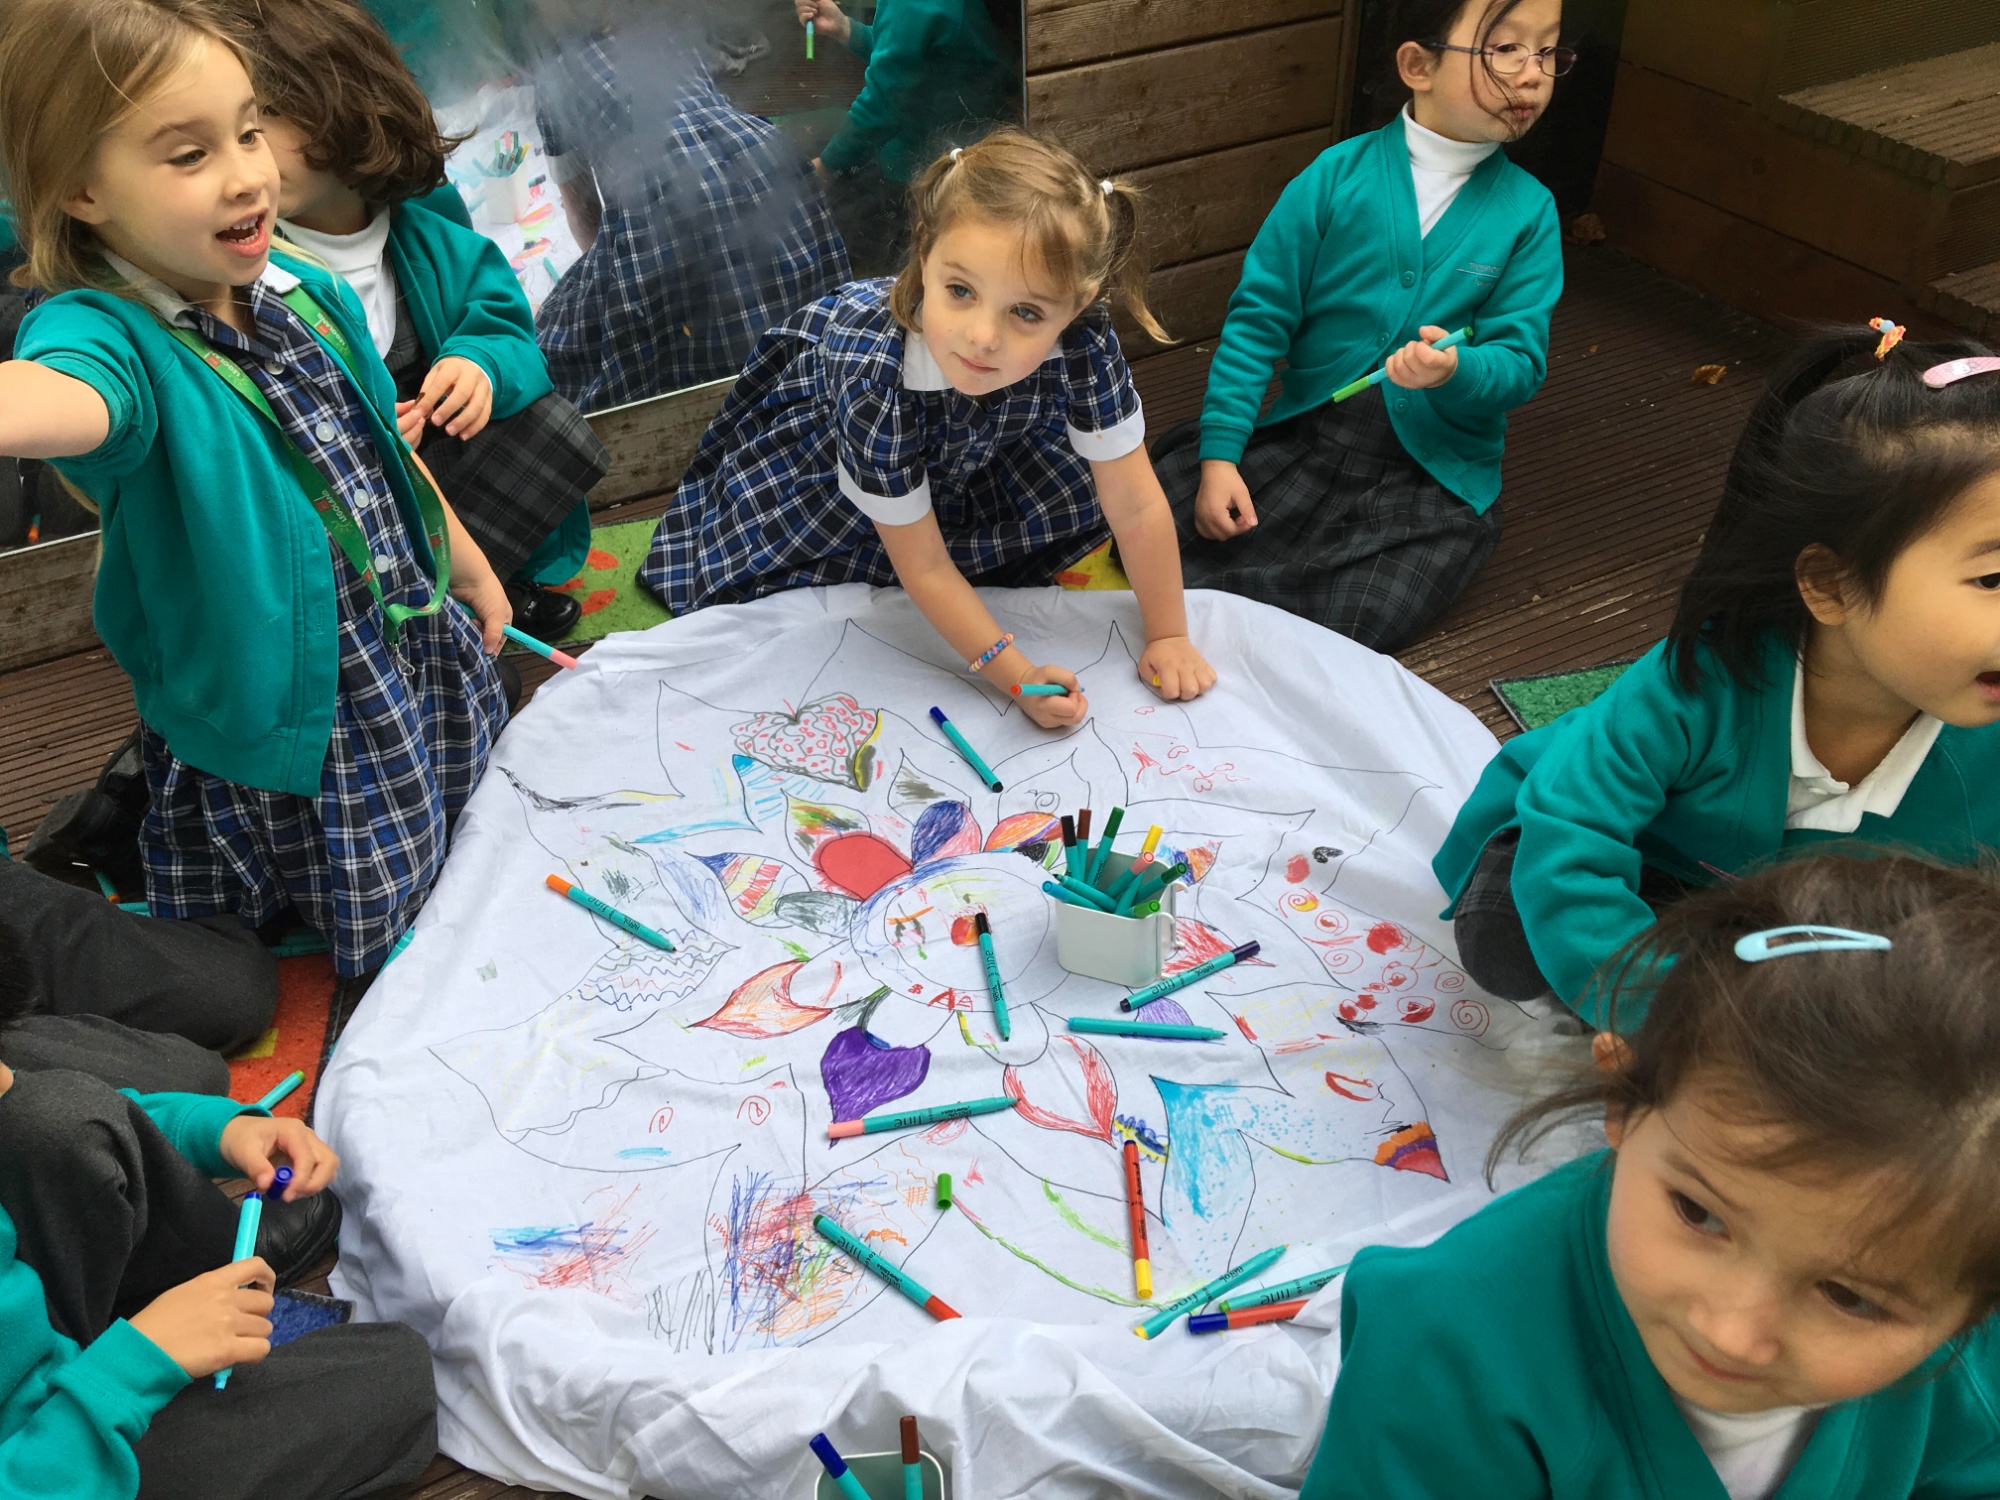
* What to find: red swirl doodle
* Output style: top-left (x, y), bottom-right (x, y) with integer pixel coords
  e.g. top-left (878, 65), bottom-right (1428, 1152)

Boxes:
top-left (1450, 996), bottom-right (1490, 1036)
top-left (737, 1096), bottom-right (771, 1126)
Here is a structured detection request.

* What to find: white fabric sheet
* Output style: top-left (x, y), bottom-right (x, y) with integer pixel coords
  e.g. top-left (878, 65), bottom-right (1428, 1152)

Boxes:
top-left (322, 586), bottom-right (1572, 1498)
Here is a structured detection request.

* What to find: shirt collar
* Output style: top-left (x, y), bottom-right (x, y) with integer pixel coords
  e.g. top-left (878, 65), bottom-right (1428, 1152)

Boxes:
top-left (1402, 105), bottom-right (1500, 176)
top-left (100, 250), bottom-right (301, 330)
top-left (1788, 657), bottom-right (1943, 812)
top-left (901, 325), bottom-right (953, 391)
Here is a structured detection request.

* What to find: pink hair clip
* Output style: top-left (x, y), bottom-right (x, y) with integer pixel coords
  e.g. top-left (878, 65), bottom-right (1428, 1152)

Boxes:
top-left (1923, 355), bottom-right (2000, 389)
top-left (1868, 317), bottom-right (1905, 360)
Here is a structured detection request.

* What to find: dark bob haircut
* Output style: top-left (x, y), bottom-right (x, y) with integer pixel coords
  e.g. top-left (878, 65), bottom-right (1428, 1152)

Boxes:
top-left (1667, 325), bottom-right (2000, 692)
top-left (225, 0), bottom-right (463, 205)
top-left (1490, 851), bottom-right (2000, 1323)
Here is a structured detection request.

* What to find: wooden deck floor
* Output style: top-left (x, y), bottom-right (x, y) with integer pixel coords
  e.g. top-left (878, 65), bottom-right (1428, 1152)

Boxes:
top-left (0, 245), bottom-right (1783, 1497)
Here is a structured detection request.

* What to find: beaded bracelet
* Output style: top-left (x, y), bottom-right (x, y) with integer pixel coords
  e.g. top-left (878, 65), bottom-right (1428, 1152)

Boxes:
top-left (968, 633), bottom-right (1014, 673)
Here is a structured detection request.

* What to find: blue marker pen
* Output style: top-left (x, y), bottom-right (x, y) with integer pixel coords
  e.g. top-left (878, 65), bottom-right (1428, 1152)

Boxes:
top-left (974, 912), bottom-right (1011, 1041)
top-left (808, 1433), bottom-right (872, 1500)
top-left (214, 1193), bottom-right (267, 1390)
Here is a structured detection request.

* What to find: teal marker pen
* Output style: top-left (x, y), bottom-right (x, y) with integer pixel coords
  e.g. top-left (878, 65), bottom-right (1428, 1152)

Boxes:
top-left (545, 874), bottom-right (677, 951)
top-left (974, 911), bottom-right (1011, 1040)
top-left (1135, 1243), bottom-right (1288, 1339)
top-left (214, 1193), bottom-right (267, 1389)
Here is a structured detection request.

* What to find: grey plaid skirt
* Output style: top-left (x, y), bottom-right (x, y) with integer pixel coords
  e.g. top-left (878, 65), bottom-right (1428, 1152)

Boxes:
top-left (387, 295), bottom-right (609, 582)
top-left (1153, 384), bottom-right (1502, 652)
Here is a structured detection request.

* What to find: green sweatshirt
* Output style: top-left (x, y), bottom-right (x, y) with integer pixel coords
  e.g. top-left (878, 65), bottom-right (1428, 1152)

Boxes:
top-left (18, 250), bottom-right (440, 798)
top-left (822, 0), bottom-right (1007, 182)
top-left (1302, 1152), bottom-right (2000, 1499)
top-left (1197, 113), bottom-right (1562, 513)
top-left (0, 1090), bottom-right (261, 1500)
top-left (1433, 635), bottom-right (2000, 1022)
top-left (384, 199), bottom-right (553, 422)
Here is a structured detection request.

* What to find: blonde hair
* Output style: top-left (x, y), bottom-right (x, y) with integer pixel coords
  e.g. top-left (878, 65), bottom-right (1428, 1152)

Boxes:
top-left (0, 0), bottom-right (243, 293)
top-left (890, 128), bottom-right (1168, 344)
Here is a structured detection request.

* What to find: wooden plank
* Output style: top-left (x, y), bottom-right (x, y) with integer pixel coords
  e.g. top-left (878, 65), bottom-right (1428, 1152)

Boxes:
top-left (1617, 0), bottom-right (1777, 103)
top-left (1774, 42), bottom-right (2000, 189)
top-left (1128, 132), bottom-right (1325, 268)
top-left (0, 533), bottom-right (98, 674)
top-left (1601, 64), bottom-right (1954, 287)
top-left (1026, 19), bottom-right (1342, 175)
top-left (1769, 0), bottom-right (2000, 97)
top-left (1025, 0), bottom-right (1336, 72)
top-left (1592, 160), bottom-right (1948, 333)
top-left (583, 378), bottom-right (732, 511)
top-left (1117, 249), bottom-right (1244, 354)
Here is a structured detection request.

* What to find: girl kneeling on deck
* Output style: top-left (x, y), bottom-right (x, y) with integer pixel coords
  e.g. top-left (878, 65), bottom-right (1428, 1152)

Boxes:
top-left (1304, 853), bottom-right (2000, 1500)
top-left (1435, 325), bottom-right (2000, 1028)
top-left (1153, 0), bottom-right (1568, 652)
top-left (636, 128), bottom-right (1217, 729)
top-left (0, 0), bottom-right (512, 983)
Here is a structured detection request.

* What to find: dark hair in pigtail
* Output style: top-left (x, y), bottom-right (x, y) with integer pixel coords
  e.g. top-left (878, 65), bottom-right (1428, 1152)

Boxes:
top-left (1666, 325), bottom-right (2000, 692)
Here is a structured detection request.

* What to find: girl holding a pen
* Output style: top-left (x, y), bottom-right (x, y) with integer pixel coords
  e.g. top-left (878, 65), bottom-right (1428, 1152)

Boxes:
top-left (1152, 0), bottom-right (1569, 651)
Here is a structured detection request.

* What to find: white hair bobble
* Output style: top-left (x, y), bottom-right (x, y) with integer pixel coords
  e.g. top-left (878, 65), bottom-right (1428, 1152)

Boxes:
top-left (1099, 179), bottom-right (1114, 197)
top-left (950, 147), bottom-right (963, 164)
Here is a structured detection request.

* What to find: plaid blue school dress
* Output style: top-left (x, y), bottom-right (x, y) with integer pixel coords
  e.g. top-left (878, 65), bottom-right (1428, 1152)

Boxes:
top-left (134, 270), bottom-right (509, 977)
top-left (637, 278), bottom-right (1145, 614)
top-left (531, 24), bottom-right (851, 410)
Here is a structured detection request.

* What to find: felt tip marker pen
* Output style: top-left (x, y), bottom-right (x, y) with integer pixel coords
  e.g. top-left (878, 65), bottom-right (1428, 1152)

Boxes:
top-left (1330, 326), bottom-right (1472, 403)
top-left (1011, 682), bottom-right (1070, 697)
top-left (901, 1415), bottom-right (923, 1500)
top-left (813, 1214), bottom-right (961, 1319)
top-left (254, 1070), bottom-right (305, 1112)
top-left (1068, 1016), bottom-right (1227, 1041)
top-left (1219, 1264), bottom-right (1348, 1312)
top-left (1123, 1139), bottom-right (1152, 1301)
top-left (1060, 814), bottom-right (1079, 877)
top-left (1056, 874), bottom-right (1118, 911)
top-left (1085, 806), bottom-right (1125, 888)
top-left (1135, 1244), bottom-right (1288, 1339)
top-left (828, 1095), bottom-right (1018, 1139)
top-left (1187, 1297), bottom-right (1310, 1333)
top-left (501, 622), bottom-right (578, 670)
top-left (1116, 860), bottom-right (1188, 914)
top-left (808, 1434), bottom-right (871, 1500)
top-left (1122, 941), bottom-right (1260, 1011)
top-left (1043, 879), bottom-right (1098, 910)
top-left (545, 874), bottom-right (677, 951)
top-left (214, 1193), bottom-right (267, 1388)
top-left (928, 706), bottom-right (1002, 791)
top-left (973, 912), bottom-right (1011, 1040)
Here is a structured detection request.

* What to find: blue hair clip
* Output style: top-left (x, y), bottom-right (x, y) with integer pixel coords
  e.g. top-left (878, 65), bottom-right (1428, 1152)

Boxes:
top-left (1734, 925), bottom-right (1892, 963)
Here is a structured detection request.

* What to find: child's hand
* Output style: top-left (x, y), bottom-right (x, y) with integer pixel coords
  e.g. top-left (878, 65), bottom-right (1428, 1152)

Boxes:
top-left (395, 399), bottom-right (427, 449)
top-left (452, 559), bottom-right (513, 656)
top-left (1139, 637), bottom-right (1217, 701)
top-left (1193, 460), bottom-right (1256, 540)
top-left (1383, 325), bottom-right (1460, 391)
top-left (1014, 665), bottom-right (1088, 729)
top-left (219, 1114), bottom-right (339, 1200)
top-left (129, 1259), bottom-right (276, 1379)
top-left (796, 0), bottom-right (851, 41)
top-left (412, 356), bottom-right (494, 440)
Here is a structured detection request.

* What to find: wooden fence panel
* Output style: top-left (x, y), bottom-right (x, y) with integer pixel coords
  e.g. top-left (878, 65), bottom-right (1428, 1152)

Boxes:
top-left (1026, 0), bottom-right (1336, 72)
top-left (1027, 19), bottom-right (1343, 174)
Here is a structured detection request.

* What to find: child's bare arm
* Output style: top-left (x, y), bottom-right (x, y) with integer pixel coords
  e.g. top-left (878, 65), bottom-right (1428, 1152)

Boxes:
top-left (0, 360), bottom-right (111, 458)
top-left (1093, 446), bottom-right (1217, 701)
top-left (412, 450), bottom-right (512, 654)
top-left (874, 512), bottom-right (1087, 729)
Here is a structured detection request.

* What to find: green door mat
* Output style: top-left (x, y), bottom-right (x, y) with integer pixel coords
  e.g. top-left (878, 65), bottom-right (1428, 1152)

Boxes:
top-left (1490, 660), bottom-right (1635, 733)
top-left (511, 515), bottom-right (673, 652)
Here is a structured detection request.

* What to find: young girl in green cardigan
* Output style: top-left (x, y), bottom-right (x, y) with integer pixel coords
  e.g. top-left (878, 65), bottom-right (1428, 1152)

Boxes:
top-left (1436, 326), bottom-right (2000, 1027)
top-left (0, 0), bottom-right (513, 982)
top-left (1303, 852), bottom-right (2000, 1500)
top-left (1152, 0), bottom-right (1568, 651)
top-left (233, 0), bottom-right (609, 645)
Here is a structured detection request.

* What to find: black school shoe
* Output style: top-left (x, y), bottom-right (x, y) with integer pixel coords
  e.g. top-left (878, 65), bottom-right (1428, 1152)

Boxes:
top-left (504, 581), bottom-right (582, 641)
top-left (258, 1185), bottom-right (344, 1288)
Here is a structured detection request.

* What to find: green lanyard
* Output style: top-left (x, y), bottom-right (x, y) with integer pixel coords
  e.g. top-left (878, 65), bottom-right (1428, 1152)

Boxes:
top-left (157, 284), bottom-right (451, 647)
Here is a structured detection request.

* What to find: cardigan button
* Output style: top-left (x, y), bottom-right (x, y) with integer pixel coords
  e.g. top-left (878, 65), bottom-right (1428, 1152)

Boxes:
top-left (1395, 398), bottom-right (1409, 412)
top-left (1400, 270), bottom-right (1415, 287)
top-left (314, 420), bottom-right (337, 443)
